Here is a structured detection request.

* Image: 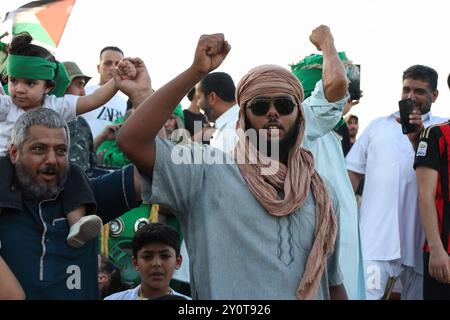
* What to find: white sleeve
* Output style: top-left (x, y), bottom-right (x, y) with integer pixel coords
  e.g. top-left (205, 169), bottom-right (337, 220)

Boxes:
top-left (43, 94), bottom-right (78, 122)
top-left (345, 119), bottom-right (379, 174)
top-left (303, 80), bottom-right (348, 142)
top-left (0, 95), bottom-right (13, 122)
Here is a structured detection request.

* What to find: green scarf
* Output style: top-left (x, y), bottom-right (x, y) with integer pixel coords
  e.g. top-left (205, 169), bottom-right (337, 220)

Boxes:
top-left (7, 54), bottom-right (70, 97)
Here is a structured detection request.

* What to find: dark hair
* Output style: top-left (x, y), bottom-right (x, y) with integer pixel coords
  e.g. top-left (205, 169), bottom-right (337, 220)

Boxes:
top-left (187, 87), bottom-right (195, 101)
top-left (403, 65), bottom-right (438, 91)
top-left (99, 255), bottom-right (128, 299)
top-left (346, 114), bottom-right (358, 123)
top-left (99, 46), bottom-right (124, 59)
top-left (9, 32), bottom-right (56, 88)
top-left (199, 72), bottom-right (236, 102)
top-left (132, 223), bottom-right (180, 257)
top-left (447, 73), bottom-right (450, 90)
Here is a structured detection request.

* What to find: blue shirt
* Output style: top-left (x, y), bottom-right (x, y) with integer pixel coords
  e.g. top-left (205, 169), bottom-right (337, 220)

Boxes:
top-left (0, 163), bottom-right (138, 299)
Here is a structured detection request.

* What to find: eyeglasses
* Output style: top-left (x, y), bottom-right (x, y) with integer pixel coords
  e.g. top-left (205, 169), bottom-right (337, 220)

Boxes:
top-left (246, 96), bottom-right (297, 116)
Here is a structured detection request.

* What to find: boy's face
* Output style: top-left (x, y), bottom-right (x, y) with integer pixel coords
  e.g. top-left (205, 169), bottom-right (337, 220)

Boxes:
top-left (133, 242), bottom-right (182, 295)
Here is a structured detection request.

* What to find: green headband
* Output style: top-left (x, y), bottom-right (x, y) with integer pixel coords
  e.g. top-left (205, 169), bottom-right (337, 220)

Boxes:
top-left (8, 54), bottom-right (56, 80)
top-left (7, 54), bottom-right (70, 97)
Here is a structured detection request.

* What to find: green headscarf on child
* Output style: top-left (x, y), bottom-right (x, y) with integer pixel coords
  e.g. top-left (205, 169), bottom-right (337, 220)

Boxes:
top-left (6, 54), bottom-right (70, 97)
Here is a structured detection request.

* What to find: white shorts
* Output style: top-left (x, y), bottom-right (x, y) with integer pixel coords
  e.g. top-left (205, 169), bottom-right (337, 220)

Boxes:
top-left (364, 259), bottom-right (423, 300)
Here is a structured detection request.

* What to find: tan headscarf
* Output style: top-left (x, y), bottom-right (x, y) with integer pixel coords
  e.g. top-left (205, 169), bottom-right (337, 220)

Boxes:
top-left (234, 65), bottom-right (337, 299)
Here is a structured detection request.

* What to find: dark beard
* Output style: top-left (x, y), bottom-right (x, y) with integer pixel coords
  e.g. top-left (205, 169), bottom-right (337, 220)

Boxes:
top-left (203, 102), bottom-right (216, 122)
top-left (15, 160), bottom-right (68, 200)
top-left (277, 121), bottom-right (300, 156)
top-left (245, 117), bottom-right (300, 159)
top-left (419, 104), bottom-right (431, 115)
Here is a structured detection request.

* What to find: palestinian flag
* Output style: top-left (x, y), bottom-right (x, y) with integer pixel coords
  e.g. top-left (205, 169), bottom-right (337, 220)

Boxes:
top-left (0, 0), bottom-right (75, 74)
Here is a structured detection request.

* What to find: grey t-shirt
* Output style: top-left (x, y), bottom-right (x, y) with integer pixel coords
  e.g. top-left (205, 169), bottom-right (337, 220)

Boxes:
top-left (141, 138), bottom-right (343, 299)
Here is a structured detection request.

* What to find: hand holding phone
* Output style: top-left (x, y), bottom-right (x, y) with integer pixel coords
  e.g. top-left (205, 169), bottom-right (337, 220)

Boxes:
top-left (398, 98), bottom-right (417, 134)
top-left (348, 64), bottom-right (361, 101)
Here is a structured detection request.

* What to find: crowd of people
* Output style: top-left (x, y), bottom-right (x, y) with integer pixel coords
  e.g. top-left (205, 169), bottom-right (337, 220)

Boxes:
top-left (0, 23), bottom-right (449, 300)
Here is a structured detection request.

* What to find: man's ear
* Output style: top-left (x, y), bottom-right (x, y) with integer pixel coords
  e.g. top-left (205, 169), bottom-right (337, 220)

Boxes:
top-left (431, 89), bottom-right (439, 103)
top-left (97, 64), bottom-right (101, 74)
top-left (9, 144), bottom-right (19, 164)
top-left (208, 92), bottom-right (217, 105)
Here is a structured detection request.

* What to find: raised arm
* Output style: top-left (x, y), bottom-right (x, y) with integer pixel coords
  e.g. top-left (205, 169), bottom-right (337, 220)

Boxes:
top-left (75, 60), bottom-right (136, 115)
top-left (116, 34), bottom-right (230, 175)
top-left (309, 25), bottom-right (348, 102)
top-left (75, 78), bottom-right (117, 115)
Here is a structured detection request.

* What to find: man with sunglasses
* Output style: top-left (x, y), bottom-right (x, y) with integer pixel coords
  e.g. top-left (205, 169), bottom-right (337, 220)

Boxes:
top-left (115, 27), bottom-right (348, 299)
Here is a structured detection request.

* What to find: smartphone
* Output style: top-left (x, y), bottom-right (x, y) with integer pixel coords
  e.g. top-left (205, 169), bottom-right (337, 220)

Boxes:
top-left (398, 98), bottom-right (417, 134)
top-left (348, 64), bottom-right (361, 101)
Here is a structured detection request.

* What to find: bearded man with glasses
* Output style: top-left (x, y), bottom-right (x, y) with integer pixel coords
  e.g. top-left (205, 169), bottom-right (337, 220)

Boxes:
top-left (115, 26), bottom-right (348, 300)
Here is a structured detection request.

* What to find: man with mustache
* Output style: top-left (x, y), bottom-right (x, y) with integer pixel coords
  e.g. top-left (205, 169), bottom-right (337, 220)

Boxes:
top-left (346, 65), bottom-right (446, 299)
top-left (116, 27), bottom-right (348, 299)
top-left (0, 108), bottom-right (142, 299)
top-left (346, 114), bottom-right (359, 148)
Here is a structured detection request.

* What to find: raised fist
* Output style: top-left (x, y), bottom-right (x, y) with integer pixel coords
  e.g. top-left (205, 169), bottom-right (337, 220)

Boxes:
top-left (309, 25), bottom-right (334, 51)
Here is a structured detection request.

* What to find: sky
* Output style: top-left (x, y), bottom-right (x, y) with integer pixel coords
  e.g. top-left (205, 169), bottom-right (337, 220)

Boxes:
top-left (9, 0), bottom-right (450, 134)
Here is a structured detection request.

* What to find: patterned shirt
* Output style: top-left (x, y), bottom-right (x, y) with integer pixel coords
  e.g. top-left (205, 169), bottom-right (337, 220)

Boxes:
top-left (68, 116), bottom-right (98, 171)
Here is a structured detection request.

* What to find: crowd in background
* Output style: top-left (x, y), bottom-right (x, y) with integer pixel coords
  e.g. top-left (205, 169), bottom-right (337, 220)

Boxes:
top-left (1, 23), bottom-right (450, 300)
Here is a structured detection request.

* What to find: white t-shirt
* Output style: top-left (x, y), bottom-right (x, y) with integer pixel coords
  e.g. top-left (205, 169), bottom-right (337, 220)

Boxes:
top-left (104, 285), bottom-right (191, 300)
top-left (0, 94), bottom-right (78, 155)
top-left (83, 84), bottom-right (127, 139)
top-left (346, 111), bottom-right (447, 272)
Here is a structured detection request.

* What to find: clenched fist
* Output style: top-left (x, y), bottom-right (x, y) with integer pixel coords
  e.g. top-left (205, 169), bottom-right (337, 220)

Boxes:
top-left (191, 33), bottom-right (231, 76)
top-left (309, 25), bottom-right (334, 52)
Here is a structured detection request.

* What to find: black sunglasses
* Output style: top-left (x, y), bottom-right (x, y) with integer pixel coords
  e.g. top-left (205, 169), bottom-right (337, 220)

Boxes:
top-left (246, 97), bottom-right (297, 116)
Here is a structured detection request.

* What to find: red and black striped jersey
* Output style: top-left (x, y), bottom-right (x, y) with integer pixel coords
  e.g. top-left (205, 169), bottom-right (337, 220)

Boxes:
top-left (414, 121), bottom-right (450, 253)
